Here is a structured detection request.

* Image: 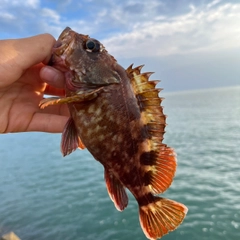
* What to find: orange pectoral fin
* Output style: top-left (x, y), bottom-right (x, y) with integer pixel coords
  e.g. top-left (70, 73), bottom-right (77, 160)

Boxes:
top-left (104, 169), bottom-right (128, 211)
top-left (39, 87), bottom-right (103, 109)
top-left (61, 118), bottom-right (85, 157)
top-left (39, 95), bottom-right (82, 109)
top-left (39, 97), bottom-right (65, 109)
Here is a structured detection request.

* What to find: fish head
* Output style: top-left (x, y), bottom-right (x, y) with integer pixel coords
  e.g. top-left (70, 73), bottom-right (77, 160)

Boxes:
top-left (49, 27), bottom-right (120, 91)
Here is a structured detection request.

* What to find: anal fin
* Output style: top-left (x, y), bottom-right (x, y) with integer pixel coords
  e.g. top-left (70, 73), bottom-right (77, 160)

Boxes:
top-left (104, 169), bottom-right (128, 211)
top-left (61, 118), bottom-right (85, 156)
top-left (139, 196), bottom-right (188, 240)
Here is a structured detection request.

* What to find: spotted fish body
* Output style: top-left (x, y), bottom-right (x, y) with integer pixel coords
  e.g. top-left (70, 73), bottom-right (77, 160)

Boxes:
top-left (40, 27), bottom-right (188, 240)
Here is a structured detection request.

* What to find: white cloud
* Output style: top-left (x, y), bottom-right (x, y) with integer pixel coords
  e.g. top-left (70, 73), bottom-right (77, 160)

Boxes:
top-left (41, 8), bottom-right (60, 24)
top-left (0, 0), bottom-right (238, 91)
top-left (0, 0), bottom-right (239, 59)
top-left (0, 12), bottom-right (15, 20)
top-left (3, 0), bottom-right (39, 8)
top-left (103, 2), bottom-right (240, 58)
top-left (207, 0), bottom-right (221, 9)
top-left (25, 0), bottom-right (40, 8)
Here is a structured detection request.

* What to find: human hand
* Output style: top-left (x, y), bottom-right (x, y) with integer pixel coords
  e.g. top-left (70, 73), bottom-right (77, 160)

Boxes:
top-left (0, 34), bottom-right (69, 133)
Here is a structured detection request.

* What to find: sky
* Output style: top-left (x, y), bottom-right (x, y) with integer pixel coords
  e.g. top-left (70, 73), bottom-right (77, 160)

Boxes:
top-left (0, 0), bottom-right (239, 92)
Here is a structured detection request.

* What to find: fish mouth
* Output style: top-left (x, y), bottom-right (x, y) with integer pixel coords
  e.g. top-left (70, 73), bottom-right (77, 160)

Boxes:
top-left (53, 27), bottom-right (76, 58)
top-left (48, 27), bottom-right (88, 90)
top-left (48, 27), bottom-right (77, 70)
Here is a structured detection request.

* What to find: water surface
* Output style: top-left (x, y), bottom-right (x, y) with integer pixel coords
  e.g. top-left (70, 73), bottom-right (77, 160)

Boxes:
top-left (0, 86), bottom-right (239, 239)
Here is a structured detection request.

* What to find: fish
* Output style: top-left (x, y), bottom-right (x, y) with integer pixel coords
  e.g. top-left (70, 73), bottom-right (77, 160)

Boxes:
top-left (40, 27), bottom-right (188, 240)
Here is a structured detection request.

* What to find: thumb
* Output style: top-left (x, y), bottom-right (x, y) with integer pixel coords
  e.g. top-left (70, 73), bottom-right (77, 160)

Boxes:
top-left (0, 33), bottom-right (56, 86)
top-left (15, 33), bottom-right (56, 68)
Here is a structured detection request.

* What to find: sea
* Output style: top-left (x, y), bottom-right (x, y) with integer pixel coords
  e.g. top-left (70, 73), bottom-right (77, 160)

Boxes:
top-left (0, 86), bottom-right (239, 240)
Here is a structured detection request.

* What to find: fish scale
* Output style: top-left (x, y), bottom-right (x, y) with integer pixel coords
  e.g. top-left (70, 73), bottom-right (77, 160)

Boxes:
top-left (40, 27), bottom-right (188, 240)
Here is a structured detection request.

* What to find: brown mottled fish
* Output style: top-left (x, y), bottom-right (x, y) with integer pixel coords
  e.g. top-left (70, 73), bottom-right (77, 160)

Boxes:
top-left (40, 27), bottom-right (188, 240)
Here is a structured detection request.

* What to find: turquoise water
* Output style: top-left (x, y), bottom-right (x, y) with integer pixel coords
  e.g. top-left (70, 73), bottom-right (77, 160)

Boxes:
top-left (0, 86), bottom-right (239, 240)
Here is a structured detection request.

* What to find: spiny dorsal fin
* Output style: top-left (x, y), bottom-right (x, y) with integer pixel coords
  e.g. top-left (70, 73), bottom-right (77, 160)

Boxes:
top-left (126, 64), bottom-right (166, 141)
top-left (126, 65), bottom-right (177, 194)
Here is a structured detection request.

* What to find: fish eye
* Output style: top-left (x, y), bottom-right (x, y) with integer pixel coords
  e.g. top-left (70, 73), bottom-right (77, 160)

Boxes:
top-left (85, 39), bottom-right (100, 52)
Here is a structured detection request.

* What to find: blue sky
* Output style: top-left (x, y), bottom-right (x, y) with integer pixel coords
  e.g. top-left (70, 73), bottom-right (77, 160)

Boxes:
top-left (1, 0), bottom-right (239, 91)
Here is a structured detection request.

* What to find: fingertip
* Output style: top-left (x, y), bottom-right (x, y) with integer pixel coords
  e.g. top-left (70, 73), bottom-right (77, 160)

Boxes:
top-left (38, 33), bottom-right (57, 64)
top-left (40, 66), bottom-right (65, 88)
top-left (18, 33), bottom-right (56, 64)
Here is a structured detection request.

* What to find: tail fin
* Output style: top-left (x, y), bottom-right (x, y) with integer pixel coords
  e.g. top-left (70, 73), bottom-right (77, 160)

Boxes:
top-left (139, 197), bottom-right (188, 240)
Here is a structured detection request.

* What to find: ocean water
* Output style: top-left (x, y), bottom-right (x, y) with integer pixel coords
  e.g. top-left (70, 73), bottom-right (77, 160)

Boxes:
top-left (0, 86), bottom-right (239, 240)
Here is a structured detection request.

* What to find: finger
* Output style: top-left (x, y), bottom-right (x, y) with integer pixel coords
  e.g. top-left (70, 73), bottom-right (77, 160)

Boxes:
top-left (0, 34), bottom-right (56, 86)
top-left (27, 113), bottom-right (69, 133)
top-left (19, 64), bottom-right (65, 96)
top-left (40, 66), bottom-right (65, 89)
top-left (16, 33), bottom-right (56, 68)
